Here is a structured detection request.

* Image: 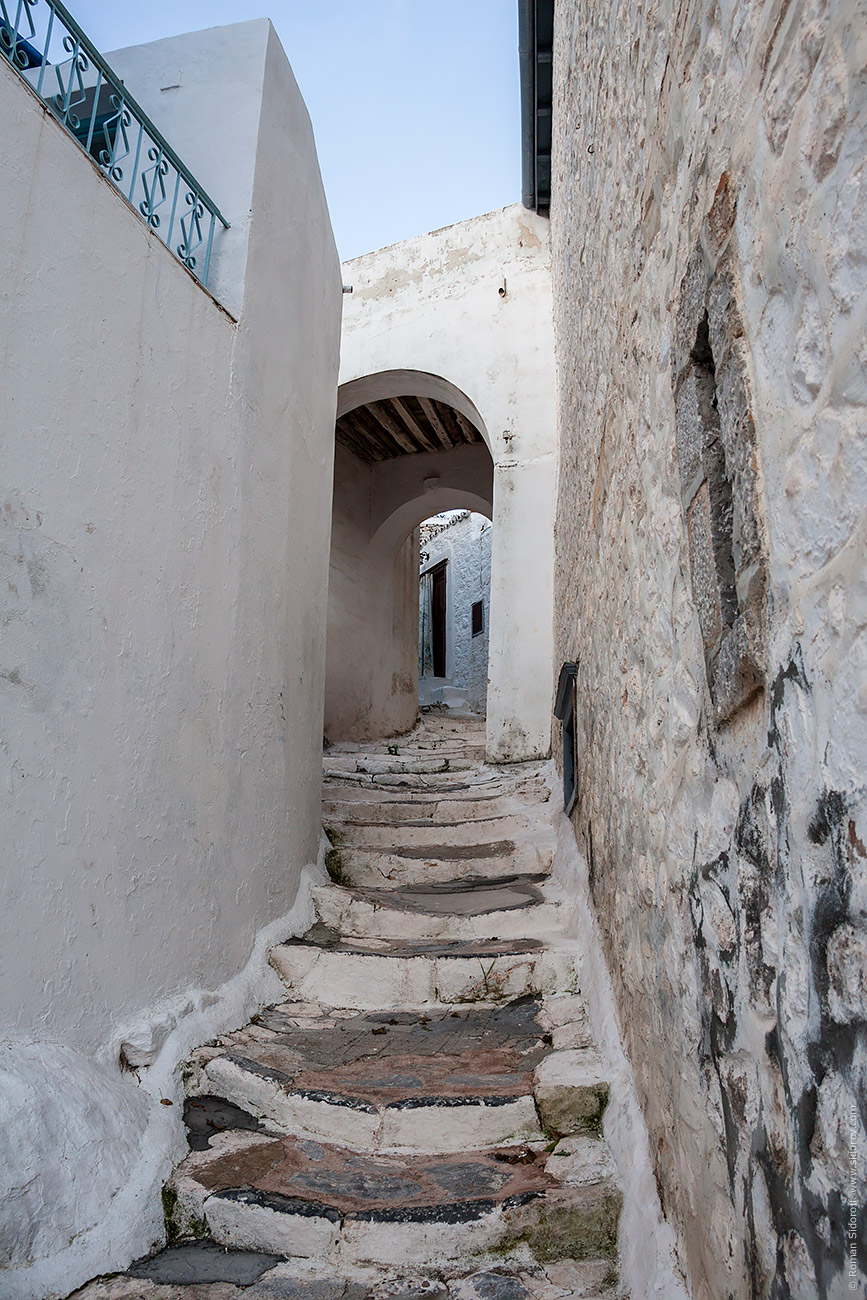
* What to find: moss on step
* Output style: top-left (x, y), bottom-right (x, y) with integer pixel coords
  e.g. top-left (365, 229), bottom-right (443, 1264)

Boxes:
top-left (494, 1189), bottom-right (622, 1265)
top-left (323, 826), bottom-right (351, 886)
top-left (325, 847), bottom-right (351, 886)
top-left (537, 1081), bottom-right (610, 1138)
top-left (162, 1184), bottom-right (208, 1243)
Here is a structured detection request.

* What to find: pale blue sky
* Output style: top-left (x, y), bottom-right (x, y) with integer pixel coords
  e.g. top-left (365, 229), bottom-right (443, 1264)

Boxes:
top-left (72, 1), bottom-right (521, 261)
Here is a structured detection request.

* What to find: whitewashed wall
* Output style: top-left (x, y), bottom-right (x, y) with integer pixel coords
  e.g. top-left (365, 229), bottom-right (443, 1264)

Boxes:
top-left (336, 205), bottom-right (557, 761)
top-left (0, 22), bottom-right (341, 1297)
top-left (551, 1), bottom-right (867, 1297)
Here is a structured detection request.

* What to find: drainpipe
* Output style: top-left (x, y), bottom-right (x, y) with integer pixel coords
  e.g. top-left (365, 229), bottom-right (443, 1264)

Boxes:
top-left (518, 0), bottom-right (536, 211)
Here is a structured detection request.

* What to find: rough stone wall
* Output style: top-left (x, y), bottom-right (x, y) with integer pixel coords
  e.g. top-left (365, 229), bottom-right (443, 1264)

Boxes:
top-left (550, 2), bottom-right (867, 1297)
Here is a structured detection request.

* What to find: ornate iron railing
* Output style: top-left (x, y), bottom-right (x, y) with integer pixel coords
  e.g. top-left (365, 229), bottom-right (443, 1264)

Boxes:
top-left (1, 0), bottom-right (228, 288)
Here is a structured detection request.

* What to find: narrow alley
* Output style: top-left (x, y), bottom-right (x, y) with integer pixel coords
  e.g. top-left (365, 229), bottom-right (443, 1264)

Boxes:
top-left (4, 3), bottom-right (865, 1296)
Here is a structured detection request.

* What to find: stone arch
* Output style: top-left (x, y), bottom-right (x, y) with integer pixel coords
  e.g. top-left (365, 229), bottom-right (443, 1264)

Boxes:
top-left (338, 369), bottom-right (491, 454)
top-left (325, 370), bottom-right (495, 744)
top-left (369, 489), bottom-right (493, 561)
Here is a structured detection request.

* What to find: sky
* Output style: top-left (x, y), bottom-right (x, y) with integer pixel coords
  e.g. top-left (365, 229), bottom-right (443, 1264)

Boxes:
top-left (72, 1), bottom-right (522, 262)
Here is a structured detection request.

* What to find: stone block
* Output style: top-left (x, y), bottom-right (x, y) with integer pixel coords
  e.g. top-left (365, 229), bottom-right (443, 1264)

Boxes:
top-left (686, 484), bottom-right (724, 656)
top-left (498, 1184), bottom-right (622, 1264)
top-left (711, 611), bottom-right (764, 722)
top-left (534, 1049), bottom-right (610, 1136)
top-left (675, 361), bottom-right (717, 501)
top-left (674, 246), bottom-right (711, 377)
top-left (707, 269), bottom-right (765, 578)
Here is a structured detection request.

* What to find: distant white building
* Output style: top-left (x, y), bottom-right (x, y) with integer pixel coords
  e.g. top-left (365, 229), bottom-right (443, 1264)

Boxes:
top-left (418, 511), bottom-right (492, 713)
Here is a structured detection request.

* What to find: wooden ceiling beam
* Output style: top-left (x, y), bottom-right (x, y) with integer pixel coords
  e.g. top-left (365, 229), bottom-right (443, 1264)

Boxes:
top-left (436, 402), bottom-right (466, 445)
top-left (352, 405), bottom-right (406, 458)
top-left (452, 408), bottom-right (481, 444)
top-left (335, 418), bottom-right (380, 463)
top-left (337, 412), bottom-right (380, 461)
top-left (367, 401), bottom-right (419, 454)
top-left (390, 397), bottom-right (438, 453)
top-left (417, 396), bottom-right (453, 449)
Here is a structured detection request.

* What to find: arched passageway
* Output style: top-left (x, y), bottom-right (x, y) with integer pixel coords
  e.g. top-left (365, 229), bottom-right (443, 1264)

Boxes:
top-left (325, 374), bottom-right (493, 743)
top-left (332, 206), bottom-right (557, 761)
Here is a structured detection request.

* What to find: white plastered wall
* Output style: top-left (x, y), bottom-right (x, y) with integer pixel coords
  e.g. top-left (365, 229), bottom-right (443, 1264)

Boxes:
top-left (336, 205), bottom-right (557, 761)
top-left (0, 21), bottom-right (341, 1296)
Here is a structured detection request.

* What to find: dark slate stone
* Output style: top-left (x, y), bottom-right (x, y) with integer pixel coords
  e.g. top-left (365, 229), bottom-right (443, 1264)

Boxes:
top-left (464, 1274), bottom-right (530, 1300)
top-left (291, 924), bottom-right (542, 958)
top-left (213, 1187), bottom-right (342, 1223)
top-left (388, 1094), bottom-right (518, 1110)
top-left (127, 1237), bottom-right (280, 1284)
top-left (348, 1197), bottom-right (497, 1225)
top-left (287, 1166), bottom-right (425, 1203)
top-left (379, 1284), bottom-right (448, 1300)
top-left (423, 1160), bottom-right (510, 1199)
top-left (183, 1095), bottom-right (265, 1152)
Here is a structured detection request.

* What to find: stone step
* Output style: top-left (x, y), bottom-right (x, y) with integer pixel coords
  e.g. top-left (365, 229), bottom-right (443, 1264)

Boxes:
top-left (125, 719), bottom-right (626, 1298)
top-left (321, 785), bottom-right (553, 826)
top-left (71, 1244), bottom-right (620, 1299)
top-left (326, 743), bottom-right (487, 764)
top-left (322, 771), bottom-right (551, 803)
top-left (327, 729), bottom-right (485, 758)
top-left (269, 928), bottom-right (576, 1011)
top-left (166, 1130), bottom-right (622, 1272)
top-left (184, 999), bottom-right (561, 1155)
top-left (322, 813), bottom-right (553, 849)
top-left (325, 756), bottom-right (479, 778)
top-left (311, 877), bottom-right (564, 943)
top-left (183, 999), bottom-right (606, 1158)
top-left (328, 841), bottom-right (554, 889)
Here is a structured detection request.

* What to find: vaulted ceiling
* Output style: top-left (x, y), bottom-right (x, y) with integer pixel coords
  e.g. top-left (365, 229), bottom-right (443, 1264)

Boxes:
top-left (335, 396), bottom-right (484, 465)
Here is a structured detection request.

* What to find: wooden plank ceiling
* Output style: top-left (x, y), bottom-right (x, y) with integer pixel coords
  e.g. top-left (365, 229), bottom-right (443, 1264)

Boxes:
top-left (336, 396), bottom-right (483, 464)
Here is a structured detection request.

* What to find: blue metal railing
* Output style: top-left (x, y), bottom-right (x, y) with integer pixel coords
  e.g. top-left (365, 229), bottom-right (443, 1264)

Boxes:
top-left (1, 0), bottom-right (228, 288)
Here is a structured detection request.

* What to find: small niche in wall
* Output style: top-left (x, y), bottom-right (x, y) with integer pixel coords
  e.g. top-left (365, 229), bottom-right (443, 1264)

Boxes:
top-left (471, 600), bottom-right (484, 637)
top-left (554, 662), bottom-right (579, 815)
top-left (673, 179), bottom-right (768, 724)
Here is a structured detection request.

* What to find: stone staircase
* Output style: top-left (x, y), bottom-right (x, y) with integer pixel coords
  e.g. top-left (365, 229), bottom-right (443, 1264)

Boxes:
top-left (73, 716), bottom-right (623, 1300)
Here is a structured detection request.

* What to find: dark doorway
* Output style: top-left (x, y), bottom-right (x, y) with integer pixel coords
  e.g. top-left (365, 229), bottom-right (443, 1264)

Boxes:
top-left (431, 562), bottom-right (447, 678)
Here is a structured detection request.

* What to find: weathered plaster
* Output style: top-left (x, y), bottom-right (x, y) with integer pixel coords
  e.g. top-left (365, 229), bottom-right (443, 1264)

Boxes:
top-left (550, 1), bottom-right (867, 1296)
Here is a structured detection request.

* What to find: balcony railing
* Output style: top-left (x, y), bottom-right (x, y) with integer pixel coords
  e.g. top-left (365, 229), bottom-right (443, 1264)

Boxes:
top-left (1, 0), bottom-right (228, 288)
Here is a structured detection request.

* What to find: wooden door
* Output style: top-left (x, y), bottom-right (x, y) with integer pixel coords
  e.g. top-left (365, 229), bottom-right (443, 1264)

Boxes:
top-left (431, 563), bottom-right (447, 678)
